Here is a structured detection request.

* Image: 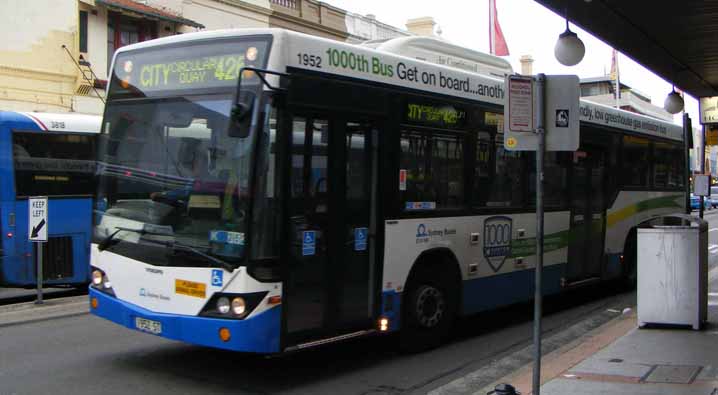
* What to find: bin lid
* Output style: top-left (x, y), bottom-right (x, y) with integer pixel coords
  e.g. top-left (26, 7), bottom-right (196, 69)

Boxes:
top-left (637, 214), bottom-right (708, 231)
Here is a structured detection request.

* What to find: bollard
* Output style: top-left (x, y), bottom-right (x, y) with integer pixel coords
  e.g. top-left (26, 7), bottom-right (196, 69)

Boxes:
top-left (487, 383), bottom-right (520, 395)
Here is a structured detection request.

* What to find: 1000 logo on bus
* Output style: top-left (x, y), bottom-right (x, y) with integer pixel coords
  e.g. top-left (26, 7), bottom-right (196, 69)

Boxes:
top-left (483, 216), bottom-right (513, 272)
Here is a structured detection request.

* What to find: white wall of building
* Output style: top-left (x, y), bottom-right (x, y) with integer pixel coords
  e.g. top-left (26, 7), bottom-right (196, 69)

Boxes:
top-left (150, 0), bottom-right (270, 32)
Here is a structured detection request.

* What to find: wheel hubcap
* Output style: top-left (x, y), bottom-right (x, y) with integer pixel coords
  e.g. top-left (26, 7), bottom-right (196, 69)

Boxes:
top-left (415, 285), bottom-right (445, 328)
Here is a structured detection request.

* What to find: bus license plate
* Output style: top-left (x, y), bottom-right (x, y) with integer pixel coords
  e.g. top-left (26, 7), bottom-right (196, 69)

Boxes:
top-left (135, 317), bottom-right (162, 335)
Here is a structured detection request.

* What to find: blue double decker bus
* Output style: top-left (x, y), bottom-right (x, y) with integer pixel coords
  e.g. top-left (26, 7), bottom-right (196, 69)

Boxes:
top-left (0, 111), bottom-right (100, 287)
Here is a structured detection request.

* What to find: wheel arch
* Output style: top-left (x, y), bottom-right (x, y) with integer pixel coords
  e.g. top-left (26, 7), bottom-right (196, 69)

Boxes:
top-left (403, 247), bottom-right (463, 314)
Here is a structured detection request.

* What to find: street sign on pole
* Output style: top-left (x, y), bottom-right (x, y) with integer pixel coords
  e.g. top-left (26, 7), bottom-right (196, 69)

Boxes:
top-left (504, 75), bottom-right (579, 151)
top-left (28, 196), bottom-right (47, 304)
top-left (503, 73), bottom-right (580, 395)
top-left (507, 75), bottom-right (535, 133)
top-left (28, 196), bottom-right (48, 242)
top-left (699, 96), bottom-right (718, 124)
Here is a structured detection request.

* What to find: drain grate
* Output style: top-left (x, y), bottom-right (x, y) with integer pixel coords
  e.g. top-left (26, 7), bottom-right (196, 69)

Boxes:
top-left (644, 364), bottom-right (702, 384)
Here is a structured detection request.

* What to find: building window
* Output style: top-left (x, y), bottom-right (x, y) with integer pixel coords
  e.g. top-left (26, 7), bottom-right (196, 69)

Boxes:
top-left (107, 12), bottom-right (157, 73)
top-left (79, 11), bottom-right (88, 53)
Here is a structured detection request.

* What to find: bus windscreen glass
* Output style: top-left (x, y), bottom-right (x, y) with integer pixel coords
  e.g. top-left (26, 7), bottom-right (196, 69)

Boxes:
top-left (109, 37), bottom-right (271, 98)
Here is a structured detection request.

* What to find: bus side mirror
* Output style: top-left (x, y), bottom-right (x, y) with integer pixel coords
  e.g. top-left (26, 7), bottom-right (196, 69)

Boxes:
top-left (228, 100), bottom-right (253, 138)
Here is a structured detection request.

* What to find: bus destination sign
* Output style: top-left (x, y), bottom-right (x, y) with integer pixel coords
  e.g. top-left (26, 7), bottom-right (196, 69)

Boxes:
top-left (112, 39), bottom-right (269, 95)
top-left (406, 102), bottom-right (467, 129)
top-left (133, 54), bottom-right (247, 90)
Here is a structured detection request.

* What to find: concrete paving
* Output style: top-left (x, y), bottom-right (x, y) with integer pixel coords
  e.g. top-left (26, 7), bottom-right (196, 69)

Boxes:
top-left (467, 240), bottom-right (718, 395)
top-left (0, 286), bottom-right (76, 301)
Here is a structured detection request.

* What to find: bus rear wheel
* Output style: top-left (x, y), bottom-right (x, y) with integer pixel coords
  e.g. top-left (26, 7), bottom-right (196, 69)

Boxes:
top-left (400, 265), bottom-right (457, 352)
top-left (621, 230), bottom-right (637, 289)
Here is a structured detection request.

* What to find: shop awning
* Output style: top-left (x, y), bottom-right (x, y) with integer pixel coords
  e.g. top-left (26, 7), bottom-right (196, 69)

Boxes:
top-left (95, 0), bottom-right (204, 29)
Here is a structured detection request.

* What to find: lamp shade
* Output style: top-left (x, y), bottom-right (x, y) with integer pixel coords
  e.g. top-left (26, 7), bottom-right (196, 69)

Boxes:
top-left (554, 30), bottom-right (585, 66)
top-left (664, 90), bottom-right (684, 114)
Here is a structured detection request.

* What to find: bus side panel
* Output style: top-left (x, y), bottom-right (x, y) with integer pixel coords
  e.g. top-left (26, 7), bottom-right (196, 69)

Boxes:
top-left (381, 212), bottom-right (569, 317)
top-left (8, 198), bottom-right (92, 285)
top-left (0, 121), bottom-right (18, 285)
top-left (603, 191), bottom-right (685, 278)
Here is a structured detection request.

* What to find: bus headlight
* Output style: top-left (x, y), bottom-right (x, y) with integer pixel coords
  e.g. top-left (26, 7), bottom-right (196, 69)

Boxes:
top-left (231, 297), bottom-right (246, 316)
top-left (216, 297), bottom-right (231, 314)
top-left (199, 292), bottom-right (268, 320)
top-left (92, 270), bottom-right (103, 286)
top-left (90, 267), bottom-right (116, 297)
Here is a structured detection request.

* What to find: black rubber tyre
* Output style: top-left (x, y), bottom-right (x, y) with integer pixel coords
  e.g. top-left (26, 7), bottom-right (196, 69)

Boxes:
top-left (621, 230), bottom-right (637, 289)
top-left (399, 263), bottom-right (458, 353)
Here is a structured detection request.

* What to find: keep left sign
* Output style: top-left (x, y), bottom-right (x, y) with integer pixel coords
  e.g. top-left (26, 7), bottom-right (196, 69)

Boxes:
top-left (28, 196), bottom-right (48, 242)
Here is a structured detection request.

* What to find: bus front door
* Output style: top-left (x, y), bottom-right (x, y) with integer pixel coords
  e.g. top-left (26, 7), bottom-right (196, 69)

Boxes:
top-left (567, 145), bottom-right (606, 283)
top-left (283, 113), bottom-right (379, 346)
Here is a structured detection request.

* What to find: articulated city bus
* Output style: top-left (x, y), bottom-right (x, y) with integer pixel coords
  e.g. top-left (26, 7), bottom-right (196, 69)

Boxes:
top-left (89, 29), bottom-right (685, 353)
top-left (0, 111), bottom-right (100, 287)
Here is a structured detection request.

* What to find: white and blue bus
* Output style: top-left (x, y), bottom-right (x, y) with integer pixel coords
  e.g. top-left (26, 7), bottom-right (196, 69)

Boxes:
top-left (0, 111), bottom-right (100, 287)
top-left (89, 29), bottom-right (686, 353)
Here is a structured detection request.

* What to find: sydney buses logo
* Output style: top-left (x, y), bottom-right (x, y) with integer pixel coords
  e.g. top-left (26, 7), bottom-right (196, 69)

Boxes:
top-left (483, 216), bottom-right (512, 272)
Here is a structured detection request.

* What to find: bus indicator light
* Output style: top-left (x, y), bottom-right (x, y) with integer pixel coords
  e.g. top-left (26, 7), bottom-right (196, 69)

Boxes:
top-left (268, 295), bottom-right (281, 305)
top-left (6, 232), bottom-right (12, 238)
top-left (379, 318), bottom-right (389, 331)
top-left (219, 327), bottom-right (231, 342)
top-left (246, 47), bottom-right (258, 61)
top-left (91, 297), bottom-right (98, 309)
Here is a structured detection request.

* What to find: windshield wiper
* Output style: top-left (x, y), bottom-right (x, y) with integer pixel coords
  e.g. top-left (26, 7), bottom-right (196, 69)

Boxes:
top-left (97, 226), bottom-right (170, 251)
top-left (140, 237), bottom-right (235, 272)
top-left (98, 226), bottom-right (235, 271)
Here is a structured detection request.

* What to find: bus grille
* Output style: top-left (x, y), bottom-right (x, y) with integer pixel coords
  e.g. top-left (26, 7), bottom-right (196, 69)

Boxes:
top-left (39, 237), bottom-right (74, 280)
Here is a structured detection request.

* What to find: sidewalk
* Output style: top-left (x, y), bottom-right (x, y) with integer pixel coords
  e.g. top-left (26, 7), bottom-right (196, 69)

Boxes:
top-left (479, 299), bottom-right (718, 395)
top-left (0, 286), bottom-right (78, 302)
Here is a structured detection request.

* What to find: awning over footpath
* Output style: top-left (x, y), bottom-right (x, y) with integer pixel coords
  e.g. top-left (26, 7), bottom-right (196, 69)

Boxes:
top-left (95, 0), bottom-right (204, 29)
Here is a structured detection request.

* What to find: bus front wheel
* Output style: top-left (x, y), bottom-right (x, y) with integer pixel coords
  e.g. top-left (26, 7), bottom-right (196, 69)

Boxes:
top-left (400, 263), bottom-right (458, 352)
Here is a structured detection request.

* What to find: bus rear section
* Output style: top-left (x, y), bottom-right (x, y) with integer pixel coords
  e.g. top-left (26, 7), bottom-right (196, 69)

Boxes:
top-left (0, 111), bottom-right (100, 287)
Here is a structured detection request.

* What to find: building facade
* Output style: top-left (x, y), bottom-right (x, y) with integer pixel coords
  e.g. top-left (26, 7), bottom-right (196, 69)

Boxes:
top-left (0, 0), bottom-right (408, 115)
top-left (579, 76), bottom-right (674, 122)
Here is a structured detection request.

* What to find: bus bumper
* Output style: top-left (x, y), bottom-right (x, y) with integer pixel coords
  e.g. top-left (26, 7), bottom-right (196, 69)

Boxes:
top-left (89, 288), bottom-right (281, 353)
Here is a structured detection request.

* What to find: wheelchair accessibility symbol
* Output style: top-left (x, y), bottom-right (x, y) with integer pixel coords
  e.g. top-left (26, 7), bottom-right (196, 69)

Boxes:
top-left (211, 269), bottom-right (223, 287)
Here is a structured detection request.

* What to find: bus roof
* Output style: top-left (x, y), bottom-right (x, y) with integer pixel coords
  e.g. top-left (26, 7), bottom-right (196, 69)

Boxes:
top-left (3, 112), bottom-right (102, 134)
top-left (113, 28), bottom-right (682, 142)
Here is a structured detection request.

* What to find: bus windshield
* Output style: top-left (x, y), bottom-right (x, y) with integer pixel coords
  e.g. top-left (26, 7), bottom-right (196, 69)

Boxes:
top-left (94, 37), bottom-right (272, 268)
top-left (96, 93), bottom-right (254, 266)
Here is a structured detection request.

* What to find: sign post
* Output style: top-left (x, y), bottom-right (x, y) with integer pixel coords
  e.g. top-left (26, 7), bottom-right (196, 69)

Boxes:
top-left (504, 73), bottom-right (579, 395)
top-left (28, 196), bottom-right (48, 304)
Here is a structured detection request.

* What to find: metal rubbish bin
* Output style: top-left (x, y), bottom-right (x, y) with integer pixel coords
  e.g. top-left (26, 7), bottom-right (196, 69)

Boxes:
top-left (637, 214), bottom-right (708, 330)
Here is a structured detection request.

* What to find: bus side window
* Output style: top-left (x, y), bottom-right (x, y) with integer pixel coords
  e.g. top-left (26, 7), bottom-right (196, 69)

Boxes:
top-left (528, 151), bottom-right (569, 208)
top-left (472, 131), bottom-right (492, 207)
top-left (653, 141), bottom-right (684, 189)
top-left (486, 134), bottom-right (524, 208)
top-left (399, 130), bottom-right (466, 210)
top-left (621, 135), bottom-right (650, 188)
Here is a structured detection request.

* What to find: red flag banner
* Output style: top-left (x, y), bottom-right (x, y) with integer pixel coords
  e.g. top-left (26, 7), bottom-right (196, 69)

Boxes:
top-left (489, 0), bottom-right (510, 56)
